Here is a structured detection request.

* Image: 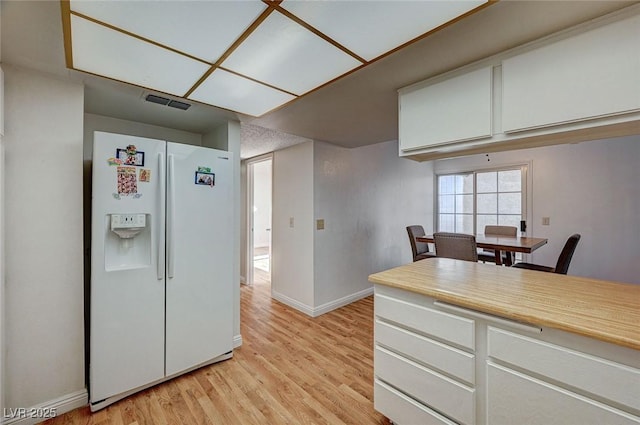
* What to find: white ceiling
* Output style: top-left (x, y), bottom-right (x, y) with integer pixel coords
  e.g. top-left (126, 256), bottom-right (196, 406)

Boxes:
top-left (1, 1), bottom-right (637, 159)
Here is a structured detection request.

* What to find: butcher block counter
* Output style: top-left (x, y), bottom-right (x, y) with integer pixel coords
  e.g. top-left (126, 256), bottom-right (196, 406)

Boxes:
top-left (368, 258), bottom-right (640, 425)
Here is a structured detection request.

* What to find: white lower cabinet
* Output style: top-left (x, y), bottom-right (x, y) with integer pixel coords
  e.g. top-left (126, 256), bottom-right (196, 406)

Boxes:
top-left (487, 363), bottom-right (640, 425)
top-left (374, 285), bottom-right (640, 425)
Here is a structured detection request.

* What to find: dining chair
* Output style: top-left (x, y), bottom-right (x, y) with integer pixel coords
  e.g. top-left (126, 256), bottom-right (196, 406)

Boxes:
top-left (478, 225), bottom-right (518, 266)
top-left (511, 234), bottom-right (581, 274)
top-left (406, 225), bottom-right (436, 262)
top-left (433, 232), bottom-right (478, 262)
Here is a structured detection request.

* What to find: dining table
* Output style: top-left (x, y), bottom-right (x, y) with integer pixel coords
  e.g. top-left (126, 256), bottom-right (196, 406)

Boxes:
top-left (416, 234), bottom-right (548, 266)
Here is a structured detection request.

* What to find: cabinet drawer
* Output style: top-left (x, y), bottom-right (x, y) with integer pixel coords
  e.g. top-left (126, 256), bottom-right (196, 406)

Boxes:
top-left (374, 379), bottom-right (457, 425)
top-left (487, 363), bottom-right (640, 425)
top-left (375, 346), bottom-right (475, 425)
top-left (488, 327), bottom-right (640, 412)
top-left (375, 294), bottom-right (475, 350)
top-left (376, 320), bottom-right (475, 385)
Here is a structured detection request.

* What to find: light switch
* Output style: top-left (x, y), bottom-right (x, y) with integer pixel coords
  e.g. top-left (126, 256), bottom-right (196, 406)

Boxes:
top-left (289, 217), bottom-right (294, 228)
top-left (317, 219), bottom-right (325, 230)
top-left (542, 217), bottom-right (550, 226)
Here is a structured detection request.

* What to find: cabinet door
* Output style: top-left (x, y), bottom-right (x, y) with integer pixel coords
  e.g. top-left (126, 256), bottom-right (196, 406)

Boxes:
top-left (502, 14), bottom-right (640, 133)
top-left (399, 66), bottom-right (492, 152)
top-left (487, 363), bottom-right (640, 425)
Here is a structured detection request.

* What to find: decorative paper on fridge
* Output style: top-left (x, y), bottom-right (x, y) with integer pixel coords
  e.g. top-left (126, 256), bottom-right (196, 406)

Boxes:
top-left (139, 169), bottom-right (151, 182)
top-left (117, 166), bottom-right (138, 194)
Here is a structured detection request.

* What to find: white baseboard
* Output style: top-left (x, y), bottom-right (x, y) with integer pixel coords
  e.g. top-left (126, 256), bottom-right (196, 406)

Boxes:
top-left (233, 334), bottom-right (243, 348)
top-left (312, 286), bottom-right (374, 317)
top-left (2, 389), bottom-right (87, 425)
top-left (271, 290), bottom-right (315, 316)
top-left (272, 286), bottom-right (374, 318)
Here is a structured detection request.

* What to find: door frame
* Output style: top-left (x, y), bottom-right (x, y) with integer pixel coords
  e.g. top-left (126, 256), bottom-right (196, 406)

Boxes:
top-left (245, 154), bottom-right (273, 286)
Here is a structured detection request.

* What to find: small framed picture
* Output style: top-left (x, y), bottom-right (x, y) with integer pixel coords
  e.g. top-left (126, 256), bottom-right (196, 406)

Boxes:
top-left (116, 147), bottom-right (145, 166)
top-left (195, 171), bottom-right (215, 187)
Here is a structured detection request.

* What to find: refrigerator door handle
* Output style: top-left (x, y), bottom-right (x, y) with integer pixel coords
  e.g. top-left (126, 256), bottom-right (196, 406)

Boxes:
top-left (167, 153), bottom-right (176, 279)
top-left (157, 152), bottom-right (165, 280)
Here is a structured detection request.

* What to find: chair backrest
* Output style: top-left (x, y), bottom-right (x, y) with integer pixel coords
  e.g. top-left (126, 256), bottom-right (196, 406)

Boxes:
top-left (484, 225), bottom-right (517, 237)
top-left (433, 232), bottom-right (478, 262)
top-left (554, 234), bottom-right (581, 274)
top-left (407, 225), bottom-right (430, 261)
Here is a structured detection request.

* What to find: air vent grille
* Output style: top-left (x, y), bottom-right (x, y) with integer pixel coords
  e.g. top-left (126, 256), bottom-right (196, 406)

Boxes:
top-left (145, 94), bottom-right (191, 111)
top-left (167, 100), bottom-right (191, 110)
top-left (145, 94), bottom-right (170, 105)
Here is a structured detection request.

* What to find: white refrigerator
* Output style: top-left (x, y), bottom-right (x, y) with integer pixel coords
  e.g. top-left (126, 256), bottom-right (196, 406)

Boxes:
top-left (90, 131), bottom-right (233, 410)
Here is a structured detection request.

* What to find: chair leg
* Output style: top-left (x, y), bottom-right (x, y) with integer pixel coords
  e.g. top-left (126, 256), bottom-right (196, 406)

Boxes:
top-left (504, 252), bottom-right (513, 266)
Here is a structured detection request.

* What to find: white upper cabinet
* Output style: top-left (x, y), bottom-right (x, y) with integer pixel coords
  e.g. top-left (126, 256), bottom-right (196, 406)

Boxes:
top-left (398, 5), bottom-right (640, 161)
top-left (399, 66), bottom-right (493, 152)
top-left (502, 14), bottom-right (640, 133)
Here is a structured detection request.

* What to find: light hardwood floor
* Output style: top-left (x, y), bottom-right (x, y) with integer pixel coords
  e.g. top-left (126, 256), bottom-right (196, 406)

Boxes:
top-left (42, 274), bottom-right (388, 424)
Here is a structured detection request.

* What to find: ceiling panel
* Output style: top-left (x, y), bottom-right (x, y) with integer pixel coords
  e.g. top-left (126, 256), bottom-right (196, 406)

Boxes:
top-left (71, 15), bottom-right (210, 96)
top-left (189, 69), bottom-right (296, 117)
top-left (280, 0), bottom-right (487, 62)
top-left (220, 11), bottom-right (363, 96)
top-left (71, 15), bottom-right (209, 96)
top-left (70, 0), bottom-right (267, 63)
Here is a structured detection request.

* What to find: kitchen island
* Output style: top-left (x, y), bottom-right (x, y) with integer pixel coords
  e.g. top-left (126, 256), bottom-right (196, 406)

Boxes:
top-left (369, 258), bottom-right (640, 425)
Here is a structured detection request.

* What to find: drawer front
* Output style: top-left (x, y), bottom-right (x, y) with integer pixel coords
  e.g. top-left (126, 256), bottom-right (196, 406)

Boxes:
top-left (375, 294), bottom-right (475, 350)
top-left (374, 379), bottom-right (457, 425)
top-left (375, 346), bottom-right (475, 425)
top-left (487, 363), bottom-right (640, 425)
top-left (488, 327), bottom-right (640, 412)
top-left (376, 320), bottom-right (475, 385)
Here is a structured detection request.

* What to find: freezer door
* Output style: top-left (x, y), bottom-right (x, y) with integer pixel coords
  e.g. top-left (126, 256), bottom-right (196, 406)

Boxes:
top-left (165, 143), bottom-right (234, 375)
top-left (90, 132), bottom-right (166, 403)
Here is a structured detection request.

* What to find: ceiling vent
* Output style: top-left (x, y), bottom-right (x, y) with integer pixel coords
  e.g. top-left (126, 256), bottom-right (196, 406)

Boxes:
top-left (167, 100), bottom-right (191, 110)
top-left (145, 94), bottom-right (191, 110)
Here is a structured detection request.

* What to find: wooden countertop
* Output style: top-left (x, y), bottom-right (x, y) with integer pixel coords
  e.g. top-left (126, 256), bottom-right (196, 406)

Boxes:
top-left (369, 258), bottom-right (640, 351)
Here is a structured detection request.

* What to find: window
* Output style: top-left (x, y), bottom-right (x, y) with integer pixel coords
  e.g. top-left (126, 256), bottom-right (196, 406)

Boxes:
top-left (437, 166), bottom-right (526, 234)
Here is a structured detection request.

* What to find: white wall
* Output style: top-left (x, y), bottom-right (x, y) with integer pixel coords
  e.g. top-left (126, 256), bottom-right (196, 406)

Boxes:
top-left (270, 139), bottom-right (433, 316)
top-left (4, 65), bottom-right (85, 410)
top-left (313, 140), bottom-right (434, 310)
top-left (434, 135), bottom-right (640, 284)
top-left (0, 64), bottom-right (6, 415)
top-left (272, 142), bottom-right (315, 311)
top-left (252, 159), bottom-right (272, 249)
top-left (240, 161), bottom-right (247, 283)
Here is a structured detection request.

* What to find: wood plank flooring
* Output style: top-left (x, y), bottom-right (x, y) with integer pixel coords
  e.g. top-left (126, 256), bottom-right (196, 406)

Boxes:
top-left (41, 275), bottom-right (388, 425)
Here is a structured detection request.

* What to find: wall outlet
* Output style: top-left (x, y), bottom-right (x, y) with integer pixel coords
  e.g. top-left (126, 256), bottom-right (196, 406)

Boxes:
top-left (317, 219), bottom-right (325, 230)
top-left (542, 217), bottom-right (550, 225)
top-left (289, 217), bottom-right (294, 228)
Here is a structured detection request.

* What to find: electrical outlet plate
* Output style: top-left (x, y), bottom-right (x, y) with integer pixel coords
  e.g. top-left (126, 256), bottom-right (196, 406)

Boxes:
top-left (317, 219), bottom-right (325, 230)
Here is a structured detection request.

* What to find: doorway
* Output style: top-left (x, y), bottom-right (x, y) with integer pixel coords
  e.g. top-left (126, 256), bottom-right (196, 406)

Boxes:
top-left (247, 155), bottom-right (272, 286)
